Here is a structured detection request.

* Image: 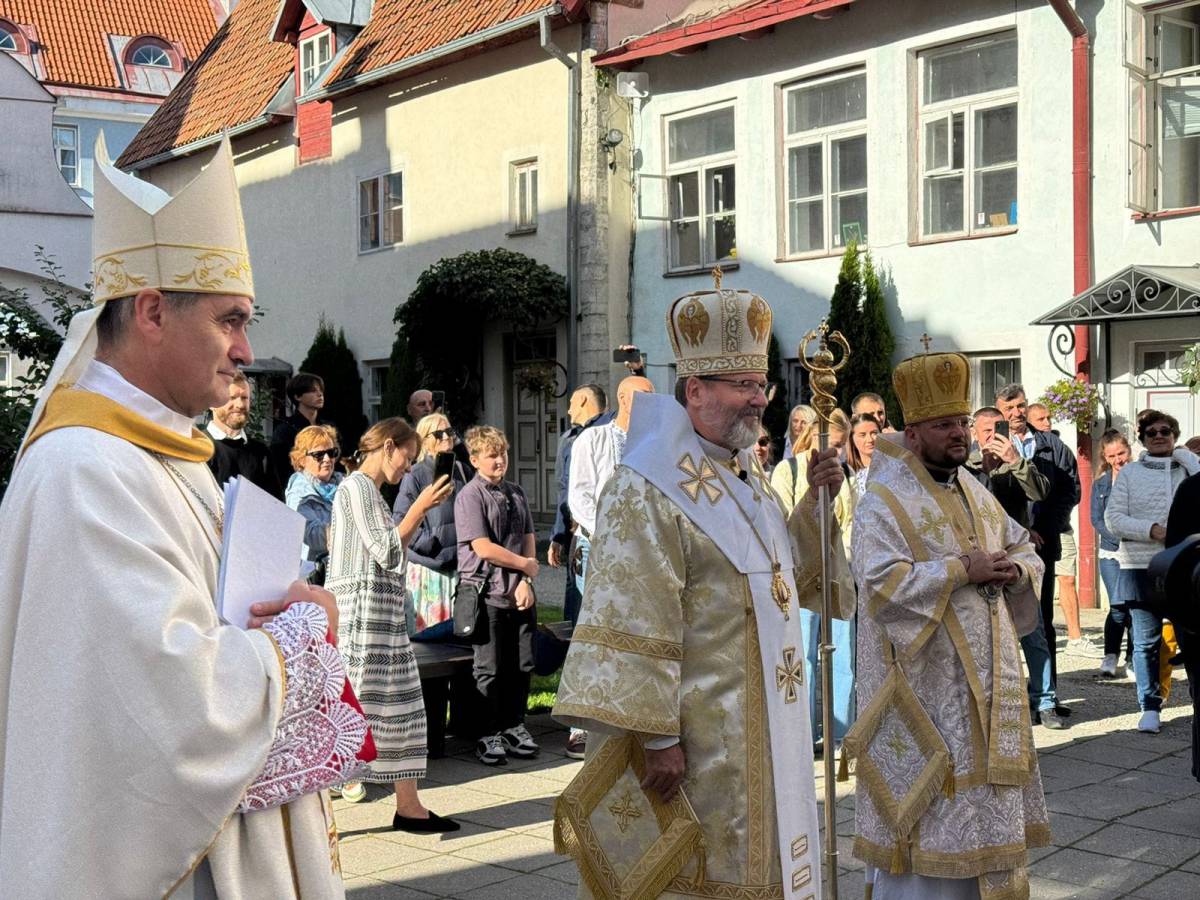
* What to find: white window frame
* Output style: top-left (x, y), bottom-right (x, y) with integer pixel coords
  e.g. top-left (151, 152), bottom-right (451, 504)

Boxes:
top-left (357, 170), bottom-right (404, 254)
top-left (1126, 1), bottom-right (1200, 213)
top-left (365, 361), bottom-right (388, 423)
top-left (663, 103), bottom-right (738, 274)
top-left (0, 25), bottom-right (19, 52)
top-left (916, 33), bottom-right (1019, 241)
top-left (0, 351), bottom-right (10, 387)
top-left (780, 69), bottom-right (868, 258)
top-left (509, 159), bottom-right (538, 234)
top-left (967, 352), bottom-right (1022, 411)
top-left (130, 43), bottom-right (172, 67)
top-left (300, 31), bottom-right (332, 94)
top-left (53, 124), bottom-right (79, 187)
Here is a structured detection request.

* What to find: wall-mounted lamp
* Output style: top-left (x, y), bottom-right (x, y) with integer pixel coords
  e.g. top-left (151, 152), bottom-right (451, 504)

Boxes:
top-left (601, 128), bottom-right (623, 170)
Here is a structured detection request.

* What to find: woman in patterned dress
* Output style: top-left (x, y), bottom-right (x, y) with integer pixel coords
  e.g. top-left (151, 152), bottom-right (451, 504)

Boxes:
top-left (327, 417), bottom-right (459, 832)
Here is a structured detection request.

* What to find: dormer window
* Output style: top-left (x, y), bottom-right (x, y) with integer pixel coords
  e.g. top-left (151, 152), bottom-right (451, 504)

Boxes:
top-left (130, 43), bottom-right (171, 67)
top-left (124, 36), bottom-right (180, 70)
top-left (300, 31), bottom-right (332, 93)
top-left (0, 19), bottom-right (25, 53)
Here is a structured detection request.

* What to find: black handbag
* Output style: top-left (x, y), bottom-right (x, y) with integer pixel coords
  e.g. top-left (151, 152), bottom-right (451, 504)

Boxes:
top-left (453, 564), bottom-right (491, 642)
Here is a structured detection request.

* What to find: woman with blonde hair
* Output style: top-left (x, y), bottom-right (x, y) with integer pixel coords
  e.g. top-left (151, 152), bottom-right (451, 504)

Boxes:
top-left (393, 414), bottom-right (469, 639)
top-left (285, 424), bottom-right (343, 567)
top-left (771, 404), bottom-right (819, 509)
top-left (327, 417), bottom-right (458, 829)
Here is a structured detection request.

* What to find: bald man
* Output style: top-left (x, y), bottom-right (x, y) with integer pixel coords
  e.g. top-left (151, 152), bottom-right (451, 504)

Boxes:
top-left (407, 389), bottom-right (434, 423)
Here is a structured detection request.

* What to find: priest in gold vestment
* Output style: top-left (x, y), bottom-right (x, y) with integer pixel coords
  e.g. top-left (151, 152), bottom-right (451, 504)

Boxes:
top-left (554, 280), bottom-right (853, 900)
top-left (845, 351), bottom-right (1050, 900)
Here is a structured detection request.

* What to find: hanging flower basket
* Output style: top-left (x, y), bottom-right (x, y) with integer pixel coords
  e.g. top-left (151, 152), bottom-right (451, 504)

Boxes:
top-left (1181, 342), bottom-right (1200, 394)
top-left (515, 363), bottom-right (558, 401)
top-left (1038, 378), bottom-right (1104, 430)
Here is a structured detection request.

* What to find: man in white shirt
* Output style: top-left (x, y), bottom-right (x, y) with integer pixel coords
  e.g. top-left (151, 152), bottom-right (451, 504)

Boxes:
top-left (568, 375), bottom-right (653, 545)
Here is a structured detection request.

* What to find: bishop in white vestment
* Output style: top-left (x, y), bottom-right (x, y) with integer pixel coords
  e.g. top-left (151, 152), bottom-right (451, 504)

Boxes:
top-left (846, 351), bottom-right (1050, 900)
top-left (0, 136), bottom-right (356, 898)
top-left (553, 281), bottom-right (853, 899)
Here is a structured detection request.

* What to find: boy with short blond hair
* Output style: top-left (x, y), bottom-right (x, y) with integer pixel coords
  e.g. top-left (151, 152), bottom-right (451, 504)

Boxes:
top-left (455, 425), bottom-right (541, 764)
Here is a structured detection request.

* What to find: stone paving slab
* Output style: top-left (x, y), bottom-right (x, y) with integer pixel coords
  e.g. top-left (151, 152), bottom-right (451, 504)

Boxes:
top-left (339, 608), bottom-right (1199, 898)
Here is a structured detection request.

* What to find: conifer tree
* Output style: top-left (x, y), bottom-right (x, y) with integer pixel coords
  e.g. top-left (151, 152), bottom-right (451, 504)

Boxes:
top-left (300, 315), bottom-right (367, 452)
top-left (859, 252), bottom-right (902, 427)
top-left (825, 242), bottom-right (864, 409)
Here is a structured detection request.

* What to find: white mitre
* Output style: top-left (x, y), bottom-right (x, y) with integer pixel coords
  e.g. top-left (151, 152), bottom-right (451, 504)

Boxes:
top-left (20, 133), bottom-right (254, 449)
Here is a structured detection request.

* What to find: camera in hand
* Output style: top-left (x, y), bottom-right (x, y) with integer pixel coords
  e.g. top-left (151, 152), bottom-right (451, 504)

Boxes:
top-left (1148, 536), bottom-right (1200, 631)
top-left (612, 347), bottom-right (641, 364)
top-left (434, 451), bottom-right (455, 482)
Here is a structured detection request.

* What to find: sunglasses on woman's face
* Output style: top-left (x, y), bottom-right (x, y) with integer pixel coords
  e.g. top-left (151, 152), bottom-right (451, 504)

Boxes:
top-left (432, 428), bottom-right (455, 440)
top-left (756, 437), bottom-right (770, 447)
top-left (307, 447), bottom-right (340, 461)
top-left (1144, 427), bottom-right (1173, 439)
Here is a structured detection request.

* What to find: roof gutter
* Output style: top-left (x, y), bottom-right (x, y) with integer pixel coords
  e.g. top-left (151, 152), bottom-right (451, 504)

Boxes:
top-left (302, 3), bottom-right (562, 103)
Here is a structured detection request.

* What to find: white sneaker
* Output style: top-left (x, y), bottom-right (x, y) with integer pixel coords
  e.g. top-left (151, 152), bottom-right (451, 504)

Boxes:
top-left (1138, 710), bottom-right (1161, 734)
top-left (476, 734), bottom-right (507, 766)
top-left (500, 724), bottom-right (540, 759)
top-left (1099, 654), bottom-right (1118, 678)
top-left (1066, 636), bottom-right (1105, 659)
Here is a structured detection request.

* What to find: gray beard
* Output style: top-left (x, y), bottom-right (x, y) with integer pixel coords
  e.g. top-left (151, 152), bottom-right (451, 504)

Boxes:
top-left (725, 417), bottom-right (760, 450)
top-left (698, 401), bottom-right (761, 450)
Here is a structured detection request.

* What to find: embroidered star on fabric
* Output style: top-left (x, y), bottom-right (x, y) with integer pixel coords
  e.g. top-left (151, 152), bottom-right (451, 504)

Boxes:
top-left (775, 647), bottom-right (804, 704)
top-left (677, 453), bottom-right (723, 504)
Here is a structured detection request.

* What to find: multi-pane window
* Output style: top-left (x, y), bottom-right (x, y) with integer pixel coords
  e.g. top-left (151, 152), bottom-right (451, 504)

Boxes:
top-left (366, 364), bottom-right (388, 423)
top-left (1126, 2), bottom-right (1200, 212)
top-left (300, 31), bottom-right (332, 93)
top-left (0, 24), bottom-right (18, 51)
top-left (782, 70), bottom-right (867, 256)
top-left (666, 106), bottom-right (736, 271)
top-left (0, 352), bottom-right (10, 386)
top-left (970, 354), bottom-right (1021, 410)
top-left (130, 44), bottom-right (171, 67)
top-left (358, 172), bottom-right (403, 252)
top-left (510, 159), bottom-right (538, 233)
top-left (53, 125), bottom-right (78, 186)
top-left (918, 33), bottom-right (1018, 238)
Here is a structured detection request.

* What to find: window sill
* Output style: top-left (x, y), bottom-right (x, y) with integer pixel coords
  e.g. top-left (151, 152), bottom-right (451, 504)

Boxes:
top-left (506, 226), bottom-right (538, 237)
top-left (908, 227), bottom-right (1017, 247)
top-left (776, 246), bottom-right (865, 263)
top-left (663, 262), bottom-right (740, 279)
top-left (357, 243), bottom-right (404, 257)
top-left (1132, 206), bottom-right (1200, 223)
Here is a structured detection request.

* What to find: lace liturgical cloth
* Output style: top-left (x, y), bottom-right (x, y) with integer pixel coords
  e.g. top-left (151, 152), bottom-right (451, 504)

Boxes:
top-left (241, 602), bottom-right (375, 812)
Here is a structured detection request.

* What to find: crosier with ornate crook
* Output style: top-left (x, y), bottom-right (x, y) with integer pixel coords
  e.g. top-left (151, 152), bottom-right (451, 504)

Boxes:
top-left (798, 320), bottom-right (850, 900)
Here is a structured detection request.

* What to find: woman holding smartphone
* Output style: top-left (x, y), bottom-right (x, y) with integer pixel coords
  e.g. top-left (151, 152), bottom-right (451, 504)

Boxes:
top-left (394, 414), bottom-right (468, 640)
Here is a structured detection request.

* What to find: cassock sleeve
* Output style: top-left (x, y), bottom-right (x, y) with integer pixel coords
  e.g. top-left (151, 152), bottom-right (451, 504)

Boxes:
top-left (554, 466), bottom-right (686, 739)
top-left (850, 490), bottom-right (971, 661)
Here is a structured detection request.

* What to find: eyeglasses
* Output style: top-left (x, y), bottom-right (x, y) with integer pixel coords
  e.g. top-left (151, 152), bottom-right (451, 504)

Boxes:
top-left (1144, 426), bottom-right (1174, 438)
top-left (306, 447), bottom-right (340, 461)
top-left (756, 437), bottom-right (771, 447)
top-left (431, 428), bottom-right (455, 440)
top-left (700, 377), bottom-right (778, 402)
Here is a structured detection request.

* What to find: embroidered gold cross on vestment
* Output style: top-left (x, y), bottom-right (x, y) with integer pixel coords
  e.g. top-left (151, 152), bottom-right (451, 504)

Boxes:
top-left (775, 647), bottom-right (804, 704)
top-left (915, 508), bottom-right (951, 544)
top-left (885, 729), bottom-right (910, 759)
top-left (608, 791), bottom-right (643, 833)
top-left (677, 453), bottom-right (723, 504)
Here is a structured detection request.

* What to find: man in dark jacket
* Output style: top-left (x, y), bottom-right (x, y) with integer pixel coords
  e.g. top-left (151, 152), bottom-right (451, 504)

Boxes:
top-left (206, 373), bottom-right (281, 498)
top-left (269, 372), bottom-right (331, 488)
top-left (1166, 474), bottom-right (1200, 780)
top-left (996, 384), bottom-right (1081, 716)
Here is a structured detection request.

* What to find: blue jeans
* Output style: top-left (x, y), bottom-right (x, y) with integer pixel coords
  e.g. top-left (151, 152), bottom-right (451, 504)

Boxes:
top-left (1129, 569), bottom-right (1164, 712)
top-left (1099, 558), bottom-right (1134, 659)
top-left (1020, 605), bottom-right (1058, 713)
top-left (798, 608), bottom-right (856, 743)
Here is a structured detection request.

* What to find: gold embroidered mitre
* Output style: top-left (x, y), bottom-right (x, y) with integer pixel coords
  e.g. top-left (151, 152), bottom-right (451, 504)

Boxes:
top-left (892, 351), bottom-right (970, 425)
top-left (91, 132), bottom-right (254, 304)
top-left (666, 271), bottom-right (772, 376)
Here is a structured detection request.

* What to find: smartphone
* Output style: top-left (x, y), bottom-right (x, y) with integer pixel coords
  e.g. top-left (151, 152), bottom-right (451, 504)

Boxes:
top-left (434, 451), bottom-right (455, 482)
top-left (612, 347), bottom-right (641, 364)
top-left (430, 390), bottom-right (446, 412)
top-left (995, 420), bottom-right (1010, 438)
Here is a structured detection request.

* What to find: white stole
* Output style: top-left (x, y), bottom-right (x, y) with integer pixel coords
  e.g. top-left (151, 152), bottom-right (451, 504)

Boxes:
top-left (622, 393), bottom-right (823, 900)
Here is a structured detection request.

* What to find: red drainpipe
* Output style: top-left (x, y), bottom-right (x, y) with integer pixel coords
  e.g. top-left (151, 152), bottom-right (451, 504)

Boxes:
top-left (1047, 0), bottom-right (1096, 608)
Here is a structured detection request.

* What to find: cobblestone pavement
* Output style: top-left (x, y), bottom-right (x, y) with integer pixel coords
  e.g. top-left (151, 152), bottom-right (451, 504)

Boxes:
top-left (338, 608), bottom-right (1200, 899)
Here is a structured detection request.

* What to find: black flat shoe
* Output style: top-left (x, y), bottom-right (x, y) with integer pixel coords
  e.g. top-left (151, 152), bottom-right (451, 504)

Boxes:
top-left (393, 811), bottom-right (461, 833)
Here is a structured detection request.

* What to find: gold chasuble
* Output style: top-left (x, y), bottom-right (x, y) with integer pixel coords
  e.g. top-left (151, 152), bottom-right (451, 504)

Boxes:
top-left (847, 433), bottom-right (1051, 900)
top-left (554, 392), bottom-right (853, 900)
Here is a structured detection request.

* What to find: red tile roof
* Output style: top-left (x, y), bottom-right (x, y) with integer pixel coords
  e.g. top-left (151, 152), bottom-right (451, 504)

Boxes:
top-left (118, 0), bottom-right (294, 167)
top-left (594, 0), bottom-right (856, 67)
top-left (118, 0), bottom-right (572, 168)
top-left (0, 0), bottom-right (218, 90)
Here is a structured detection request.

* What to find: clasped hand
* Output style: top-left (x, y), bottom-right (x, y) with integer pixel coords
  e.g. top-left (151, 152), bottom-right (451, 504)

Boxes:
top-left (961, 550), bottom-right (1020, 587)
top-left (804, 448), bottom-right (844, 499)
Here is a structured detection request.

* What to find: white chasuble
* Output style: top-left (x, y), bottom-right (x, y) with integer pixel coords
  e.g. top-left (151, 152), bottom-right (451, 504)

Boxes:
top-left (0, 384), bottom-right (345, 898)
top-left (555, 394), bottom-right (852, 899)
top-left (847, 436), bottom-right (1050, 900)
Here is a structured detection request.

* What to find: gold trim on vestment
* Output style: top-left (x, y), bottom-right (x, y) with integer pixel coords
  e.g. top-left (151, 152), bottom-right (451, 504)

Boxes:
top-left (573, 624), bottom-right (684, 660)
top-left (744, 597), bottom-right (768, 884)
top-left (279, 804), bottom-right (303, 897)
top-left (552, 702), bottom-right (678, 737)
top-left (853, 818), bottom-right (1050, 880)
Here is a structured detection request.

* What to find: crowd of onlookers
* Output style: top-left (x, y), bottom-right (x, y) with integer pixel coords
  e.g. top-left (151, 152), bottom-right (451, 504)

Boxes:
top-left (201, 360), bottom-right (1200, 828)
